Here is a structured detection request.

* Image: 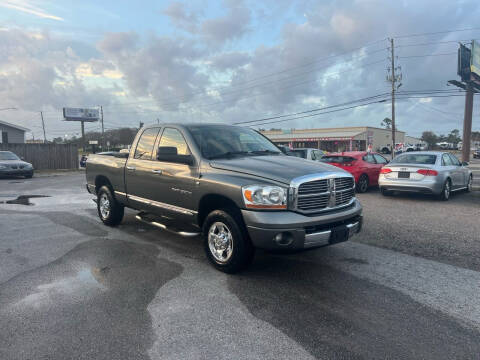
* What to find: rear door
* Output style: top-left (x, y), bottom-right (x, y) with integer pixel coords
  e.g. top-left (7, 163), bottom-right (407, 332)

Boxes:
top-left (124, 127), bottom-right (162, 214)
top-left (151, 127), bottom-right (199, 227)
top-left (448, 153), bottom-right (466, 187)
top-left (441, 153), bottom-right (460, 188)
top-left (362, 154), bottom-right (378, 185)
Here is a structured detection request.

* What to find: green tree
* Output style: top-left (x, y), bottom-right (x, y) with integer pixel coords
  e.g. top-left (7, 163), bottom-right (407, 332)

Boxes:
top-left (447, 129), bottom-right (461, 145)
top-left (421, 131), bottom-right (438, 148)
top-left (381, 117), bottom-right (392, 129)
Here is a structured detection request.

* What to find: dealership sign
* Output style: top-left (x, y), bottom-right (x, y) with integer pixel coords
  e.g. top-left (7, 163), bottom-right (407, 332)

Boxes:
top-left (63, 108), bottom-right (99, 122)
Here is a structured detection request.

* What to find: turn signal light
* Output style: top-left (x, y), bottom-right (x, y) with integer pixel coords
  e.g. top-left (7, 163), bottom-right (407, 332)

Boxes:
top-left (380, 168), bottom-right (392, 174)
top-left (417, 169), bottom-right (438, 176)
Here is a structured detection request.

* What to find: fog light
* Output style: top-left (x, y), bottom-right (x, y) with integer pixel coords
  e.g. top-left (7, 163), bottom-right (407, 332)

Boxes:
top-left (274, 232), bottom-right (293, 246)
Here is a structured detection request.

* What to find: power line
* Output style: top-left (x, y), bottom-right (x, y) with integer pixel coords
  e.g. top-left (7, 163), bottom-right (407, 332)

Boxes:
top-left (394, 27), bottom-right (480, 39)
top-left (233, 93), bottom-right (390, 125)
top-left (398, 52), bottom-right (457, 59)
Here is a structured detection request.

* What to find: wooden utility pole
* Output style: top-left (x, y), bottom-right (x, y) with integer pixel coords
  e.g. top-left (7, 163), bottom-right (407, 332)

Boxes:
top-left (390, 39), bottom-right (396, 157)
top-left (81, 120), bottom-right (85, 151)
top-left (100, 105), bottom-right (105, 150)
top-left (40, 111), bottom-right (47, 143)
top-left (462, 83), bottom-right (474, 162)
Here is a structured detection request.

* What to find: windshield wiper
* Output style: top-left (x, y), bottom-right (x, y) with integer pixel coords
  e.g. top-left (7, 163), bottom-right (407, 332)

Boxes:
top-left (250, 149), bottom-right (281, 156)
top-left (208, 151), bottom-right (253, 160)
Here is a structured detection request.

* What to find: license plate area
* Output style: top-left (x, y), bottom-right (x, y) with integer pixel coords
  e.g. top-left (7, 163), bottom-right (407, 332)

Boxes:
top-left (398, 171), bottom-right (410, 179)
top-left (330, 225), bottom-right (349, 244)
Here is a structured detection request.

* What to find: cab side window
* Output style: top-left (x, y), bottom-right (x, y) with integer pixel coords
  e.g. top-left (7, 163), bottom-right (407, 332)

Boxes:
top-left (159, 128), bottom-right (190, 156)
top-left (363, 154), bottom-right (376, 163)
top-left (134, 128), bottom-right (160, 160)
top-left (373, 154), bottom-right (388, 164)
top-left (441, 154), bottom-right (452, 166)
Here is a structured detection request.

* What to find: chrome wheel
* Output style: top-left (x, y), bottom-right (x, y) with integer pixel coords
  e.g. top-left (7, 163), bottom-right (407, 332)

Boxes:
top-left (208, 222), bottom-right (233, 263)
top-left (99, 194), bottom-right (111, 219)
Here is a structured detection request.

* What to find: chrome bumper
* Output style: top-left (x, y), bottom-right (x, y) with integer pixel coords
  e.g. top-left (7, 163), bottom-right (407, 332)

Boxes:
top-left (304, 219), bottom-right (362, 248)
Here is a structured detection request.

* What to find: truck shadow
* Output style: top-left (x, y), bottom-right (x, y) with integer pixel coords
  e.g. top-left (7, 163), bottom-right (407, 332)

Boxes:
top-left (226, 252), bottom-right (480, 359)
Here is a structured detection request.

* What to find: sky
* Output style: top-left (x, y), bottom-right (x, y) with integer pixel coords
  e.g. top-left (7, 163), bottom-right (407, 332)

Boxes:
top-left (0, 0), bottom-right (480, 140)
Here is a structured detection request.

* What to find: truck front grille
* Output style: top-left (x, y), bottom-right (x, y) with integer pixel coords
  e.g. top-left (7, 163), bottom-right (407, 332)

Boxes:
top-left (295, 176), bottom-right (355, 213)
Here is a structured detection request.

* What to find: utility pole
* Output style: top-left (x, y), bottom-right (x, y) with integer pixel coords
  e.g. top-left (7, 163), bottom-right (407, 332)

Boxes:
top-left (81, 120), bottom-right (85, 151)
top-left (462, 83), bottom-right (474, 162)
top-left (40, 111), bottom-right (47, 143)
top-left (100, 105), bottom-right (105, 150)
top-left (387, 38), bottom-right (402, 158)
top-left (157, 118), bottom-right (159, 124)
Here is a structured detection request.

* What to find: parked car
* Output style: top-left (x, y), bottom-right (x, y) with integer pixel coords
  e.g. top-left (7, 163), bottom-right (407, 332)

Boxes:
top-left (80, 154), bottom-right (88, 168)
top-left (0, 151), bottom-right (34, 178)
top-left (320, 151), bottom-right (389, 193)
top-left (289, 148), bottom-right (326, 161)
top-left (380, 146), bottom-right (391, 154)
top-left (86, 124), bottom-right (363, 273)
top-left (378, 151), bottom-right (473, 200)
top-left (473, 149), bottom-right (480, 159)
top-left (277, 145), bottom-right (302, 157)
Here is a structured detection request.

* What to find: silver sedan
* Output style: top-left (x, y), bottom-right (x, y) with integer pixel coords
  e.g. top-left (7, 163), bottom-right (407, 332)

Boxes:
top-left (378, 151), bottom-right (473, 200)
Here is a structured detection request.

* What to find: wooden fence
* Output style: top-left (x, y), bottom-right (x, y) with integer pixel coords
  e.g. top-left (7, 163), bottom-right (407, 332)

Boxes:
top-left (0, 143), bottom-right (79, 170)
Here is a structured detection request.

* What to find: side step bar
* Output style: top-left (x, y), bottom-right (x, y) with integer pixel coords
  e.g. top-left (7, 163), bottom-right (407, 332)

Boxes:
top-left (135, 212), bottom-right (200, 237)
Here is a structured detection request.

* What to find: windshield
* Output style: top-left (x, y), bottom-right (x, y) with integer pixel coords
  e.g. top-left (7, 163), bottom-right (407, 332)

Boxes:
top-left (390, 154), bottom-right (437, 165)
top-left (0, 151), bottom-right (20, 160)
top-left (187, 125), bottom-right (281, 159)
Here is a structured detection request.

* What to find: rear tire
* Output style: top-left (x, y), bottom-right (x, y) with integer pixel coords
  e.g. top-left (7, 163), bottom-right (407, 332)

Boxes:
top-left (438, 179), bottom-right (451, 201)
top-left (97, 186), bottom-right (124, 226)
top-left (356, 174), bottom-right (369, 193)
top-left (203, 209), bottom-right (254, 273)
top-left (380, 188), bottom-right (393, 196)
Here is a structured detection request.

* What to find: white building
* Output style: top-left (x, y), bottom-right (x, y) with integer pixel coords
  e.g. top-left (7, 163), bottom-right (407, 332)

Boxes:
top-left (261, 126), bottom-right (405, 153)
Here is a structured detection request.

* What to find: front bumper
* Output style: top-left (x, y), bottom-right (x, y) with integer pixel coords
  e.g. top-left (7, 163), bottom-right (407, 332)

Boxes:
top-left (242, 199), bottom-right (362, 250)
top-left (0, 169), bottom-right (33, 177)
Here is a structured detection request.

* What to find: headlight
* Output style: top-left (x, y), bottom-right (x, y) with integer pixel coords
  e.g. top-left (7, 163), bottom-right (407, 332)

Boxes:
top-left (242, 185), bottom-right (287, 209)
top-left (25, 164), bottom-right (32, 169)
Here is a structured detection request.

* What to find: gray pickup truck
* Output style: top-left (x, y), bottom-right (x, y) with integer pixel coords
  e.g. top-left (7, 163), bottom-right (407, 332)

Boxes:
top-left (86, 123), bottom-right (362, 273)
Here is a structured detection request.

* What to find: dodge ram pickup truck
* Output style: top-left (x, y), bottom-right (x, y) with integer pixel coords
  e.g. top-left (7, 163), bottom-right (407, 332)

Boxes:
top-left (86, 123), bottom-right (362, 273)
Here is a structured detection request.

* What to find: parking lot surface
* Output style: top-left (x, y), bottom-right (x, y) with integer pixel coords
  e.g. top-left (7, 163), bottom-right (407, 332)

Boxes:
top-left (1, 169), bottom-right (480, 359)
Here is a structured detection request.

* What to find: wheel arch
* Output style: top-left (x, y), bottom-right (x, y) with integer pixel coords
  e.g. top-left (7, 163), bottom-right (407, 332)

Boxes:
top-left (197, 193), bottom-right (243, 229)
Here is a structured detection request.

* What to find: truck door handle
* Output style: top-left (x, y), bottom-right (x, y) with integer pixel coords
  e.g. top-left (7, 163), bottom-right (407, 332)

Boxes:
top-left (152, 169), bottom-right (162, 175)
top-left (126, 166), bottom-right (136, 171)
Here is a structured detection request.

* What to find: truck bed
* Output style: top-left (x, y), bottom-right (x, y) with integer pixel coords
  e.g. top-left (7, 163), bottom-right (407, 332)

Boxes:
top-left (85, 154), bottom-right (127, 194)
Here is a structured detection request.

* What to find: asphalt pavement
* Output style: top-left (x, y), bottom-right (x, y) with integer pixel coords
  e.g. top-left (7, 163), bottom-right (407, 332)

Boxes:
top-left (0, 171), bottom-right (479, 359)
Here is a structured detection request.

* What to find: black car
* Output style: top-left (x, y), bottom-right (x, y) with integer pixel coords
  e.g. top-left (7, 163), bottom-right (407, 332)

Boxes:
top-left (0, 151), bottom-right (34, 178)
top-left (474, 149), bottom-right (480, 159)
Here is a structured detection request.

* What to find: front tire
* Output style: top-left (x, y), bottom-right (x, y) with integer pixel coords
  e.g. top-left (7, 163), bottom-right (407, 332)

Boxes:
top-left (356, 174), bottom-right (369, 193)
top-left (438, 179), bottom-right (451, 201)
top-left (203, 209), bottom-right (254, 273)
top-left (466, 175), bottom-right (473, 192)
top-left (97, 186), bottom-right (124, 226)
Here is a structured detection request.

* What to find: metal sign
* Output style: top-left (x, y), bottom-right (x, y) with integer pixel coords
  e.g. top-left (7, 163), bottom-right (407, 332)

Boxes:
top-left (89, 140), bottom-right (98, 145)
top-left (458, 43), bottom-right (472, 81)
top-left (63, 108), bottom-right (99, 122)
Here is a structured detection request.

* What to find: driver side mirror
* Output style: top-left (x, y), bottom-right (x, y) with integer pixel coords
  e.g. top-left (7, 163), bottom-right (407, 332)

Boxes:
top-left (20, 157), bottom-right (25, 161)
top-left (157, 146), bottom-right (194, 165)
top-left (462, 161), bottom-right (469, 166)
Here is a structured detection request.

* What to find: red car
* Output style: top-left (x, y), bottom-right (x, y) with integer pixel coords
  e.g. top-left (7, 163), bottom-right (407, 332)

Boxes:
top-left (320, 151), bottom-right (389, 192)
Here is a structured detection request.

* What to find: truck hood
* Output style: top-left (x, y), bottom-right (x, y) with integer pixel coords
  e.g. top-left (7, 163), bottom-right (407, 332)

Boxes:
top-left (210, 155), bottom-right (348, 184)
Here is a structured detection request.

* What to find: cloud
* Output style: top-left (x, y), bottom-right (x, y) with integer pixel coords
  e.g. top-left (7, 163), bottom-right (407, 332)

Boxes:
top-left (163, 1), bottom-right (199, 33)
top-left (0, 0), bottom-right (64, 21)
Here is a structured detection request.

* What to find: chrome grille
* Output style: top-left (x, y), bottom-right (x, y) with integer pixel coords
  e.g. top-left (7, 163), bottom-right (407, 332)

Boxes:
top-left (298, 179), bottom-right (328, 195)
top-left (335, 177), bottom-right (354, 190)
top-left (295, 176), bottom-right (355, 213)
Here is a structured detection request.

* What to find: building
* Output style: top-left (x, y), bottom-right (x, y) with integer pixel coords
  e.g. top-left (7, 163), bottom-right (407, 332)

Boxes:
top-left (261, 126), bottom-right (405, 153)
top-left (405, 135), bottom-right (426, 147)
top-left (0, 120), bottom-right (29, 144)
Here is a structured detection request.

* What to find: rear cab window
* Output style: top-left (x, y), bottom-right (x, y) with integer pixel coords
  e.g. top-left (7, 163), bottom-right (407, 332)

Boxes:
top-left (391, 154), bottom-right (437, 165)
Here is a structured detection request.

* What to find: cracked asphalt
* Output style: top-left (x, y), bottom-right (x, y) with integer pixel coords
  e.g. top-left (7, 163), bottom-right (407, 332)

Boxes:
top-left (0, 170), bottom-right (479, 359)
